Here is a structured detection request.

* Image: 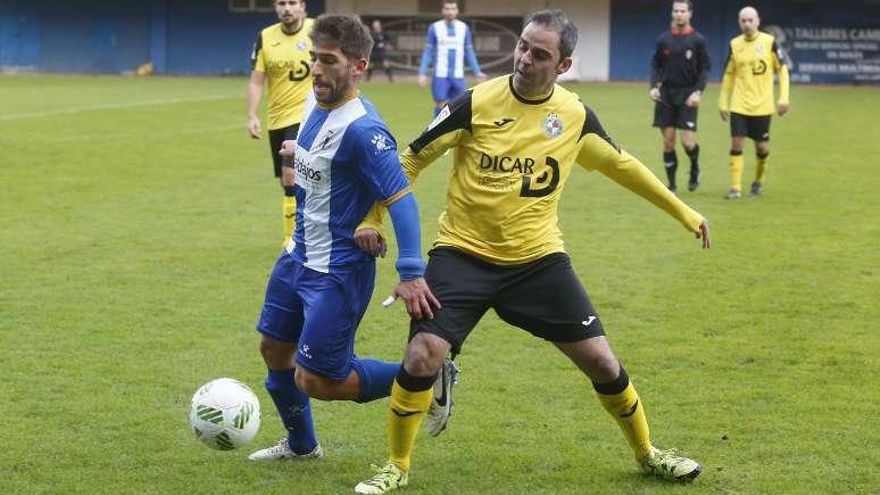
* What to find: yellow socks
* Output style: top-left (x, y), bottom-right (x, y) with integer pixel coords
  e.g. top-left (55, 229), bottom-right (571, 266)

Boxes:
top-left (594, 368), bottom-right (653, 462)
top-left (729, 151), bottom-right (744, 191)
top-left (387, 379), bottom-right (432, 472)
top-left (756, 150), bottom-right (770, 183)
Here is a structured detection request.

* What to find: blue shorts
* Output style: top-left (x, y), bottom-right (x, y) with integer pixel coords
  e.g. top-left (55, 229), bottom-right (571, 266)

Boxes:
top-left (256, 251), bottom-right (376, 381)
top-left (431, 77), bottom-right (466, 103)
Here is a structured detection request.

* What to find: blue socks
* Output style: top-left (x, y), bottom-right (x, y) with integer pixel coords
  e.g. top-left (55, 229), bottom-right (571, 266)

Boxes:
top-left (352, 358), bottom-right (401, 403)
top-left (265, 369), bottom-right (318, 454)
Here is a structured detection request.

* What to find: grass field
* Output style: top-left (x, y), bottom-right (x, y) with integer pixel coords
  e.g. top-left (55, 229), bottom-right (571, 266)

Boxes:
top-left (1, 74), bottom-right (878, 494)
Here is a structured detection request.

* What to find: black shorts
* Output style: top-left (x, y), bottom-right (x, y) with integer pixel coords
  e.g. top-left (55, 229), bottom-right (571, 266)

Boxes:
top-left (653, 100), bottom-right (698, 131)
top-left (730, 113), bottom-right (771, 141)
top-left (268, 123), bottom-right (300, 178)
top-left (411, 247), bottom-right (605, 355)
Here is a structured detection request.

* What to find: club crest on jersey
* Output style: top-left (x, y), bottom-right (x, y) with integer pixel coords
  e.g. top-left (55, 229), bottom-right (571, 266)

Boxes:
top-left (542, 113), bottom-right (563, 138)
top-left (371, 133), bottom-right (390, 154)
top-left (755, 43), bottom-right (764, 54)
top-left (685, 49), bottom-right (693, 60)
top-left (297, 40), bottom-right (308, 51)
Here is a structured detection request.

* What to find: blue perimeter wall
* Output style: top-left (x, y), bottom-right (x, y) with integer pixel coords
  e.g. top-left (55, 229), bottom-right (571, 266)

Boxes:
top-left (2, 0), bottom-right (878, 80)
top-left (610, 0), bottom-right (880, 82)
top-left (0, 0), bottom-right (324, 74)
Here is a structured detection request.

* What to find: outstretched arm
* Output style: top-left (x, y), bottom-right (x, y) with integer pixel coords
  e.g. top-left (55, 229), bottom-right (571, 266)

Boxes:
top-left (386, 193), bottom-right (440, 319)
top-left (576, 107), bottom-right (710, 248)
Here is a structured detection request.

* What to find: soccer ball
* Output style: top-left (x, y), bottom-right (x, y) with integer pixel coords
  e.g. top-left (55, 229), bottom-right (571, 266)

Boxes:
top-left (189, 377), bottom-right (261, 450)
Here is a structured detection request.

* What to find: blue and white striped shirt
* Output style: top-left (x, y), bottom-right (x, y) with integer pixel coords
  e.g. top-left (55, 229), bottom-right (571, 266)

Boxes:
top-left (419, 19), bottom-right (482, 79)
top-left (289, 92), bottom-right (409, 273)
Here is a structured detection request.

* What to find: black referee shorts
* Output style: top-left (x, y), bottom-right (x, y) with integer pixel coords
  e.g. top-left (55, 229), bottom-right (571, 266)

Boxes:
top-left (410, 247), bottom-right (605, 355)
top-left (653, 100), bottom-right (698, 131)
top-left (730, 113), bottom-right (771, 142)
top-left (268, 123), bottom-right (300, 178)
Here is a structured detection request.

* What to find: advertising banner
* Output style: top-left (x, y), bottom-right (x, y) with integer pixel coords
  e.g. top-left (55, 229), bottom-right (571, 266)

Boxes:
top-left (767, 25), bottom-right (880, 84)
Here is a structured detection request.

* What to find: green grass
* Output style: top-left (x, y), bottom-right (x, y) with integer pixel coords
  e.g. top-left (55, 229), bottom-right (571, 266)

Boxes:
top-left (1, 74), bottom-right (877, 494)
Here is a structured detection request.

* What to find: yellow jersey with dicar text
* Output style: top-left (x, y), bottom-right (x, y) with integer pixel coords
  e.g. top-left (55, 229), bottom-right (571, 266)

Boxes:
top-left (366, 75), bottom-right (703, 265)
top-left (719, 31), bottom-right (790, 116)
top-left (251, 19), bottom-right (314, 130)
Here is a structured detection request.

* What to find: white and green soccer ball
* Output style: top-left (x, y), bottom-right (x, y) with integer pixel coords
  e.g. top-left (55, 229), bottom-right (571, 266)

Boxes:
top-left (189, 378), bottom-right (261, 450)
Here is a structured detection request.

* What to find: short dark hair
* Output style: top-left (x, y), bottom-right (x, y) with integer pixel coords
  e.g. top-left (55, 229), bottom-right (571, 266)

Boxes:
top-left (524, 10), bottom-right (578, 61)
top-left (310, 14), bottom-right (374, 61)
top-left (673, 0), bottom-right (693, 11)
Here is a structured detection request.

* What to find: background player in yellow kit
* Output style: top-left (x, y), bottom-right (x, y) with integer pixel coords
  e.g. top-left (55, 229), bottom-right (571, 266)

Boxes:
top-left (719, 6), bottom-right (790, 199)
top-left (247, 0), bottom-right (314, 243)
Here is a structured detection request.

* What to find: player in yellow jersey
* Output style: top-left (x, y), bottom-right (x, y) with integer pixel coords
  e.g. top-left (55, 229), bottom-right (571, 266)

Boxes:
top-left (247, 0), bottom-right (314, 244)
top-left (718, 6), bottom-right (790, 199)
top-left (353, 10), bottom-right (710, 494)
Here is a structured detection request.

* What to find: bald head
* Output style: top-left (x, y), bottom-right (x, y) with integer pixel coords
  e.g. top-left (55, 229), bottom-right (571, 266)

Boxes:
top-left (738, 6), bottom-right (760, 36)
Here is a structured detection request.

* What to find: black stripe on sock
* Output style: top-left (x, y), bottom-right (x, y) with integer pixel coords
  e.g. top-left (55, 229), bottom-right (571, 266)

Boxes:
top-left (284, 186), bottom-right (296, 196)
top-left (592, 365), bottom-right (630, 395)
top-left (395, 366), bottom-right (435, 392)
top-left (756, 150), bottom-right (770, 159)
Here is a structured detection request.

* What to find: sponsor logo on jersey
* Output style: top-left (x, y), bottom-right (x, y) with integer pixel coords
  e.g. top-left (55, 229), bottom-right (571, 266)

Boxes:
top-left (478, 152), bottom-right (536, 174)
top-left (294, 154), bottom-right (323, 182)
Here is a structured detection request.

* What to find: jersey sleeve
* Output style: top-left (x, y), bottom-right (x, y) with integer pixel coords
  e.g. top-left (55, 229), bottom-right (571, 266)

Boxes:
top-left (696, 35), bottom-right (711, 91)
top-left (464, 27), bottom-right (482, 75)
top-left (576, 105), bottom-right (703, 232)
top-left (719, 45), bottom-right (735, 111)
top-left (419, 26), bottom-right (436, 76)
top-left (772, 40), bottom-right (791, 105)
top-left (351, 123), bottom-right (411, 206)
top-left (402, 89), bottom-right (472, 178)
top-left (650, 36), bottom-right (664, 88)
top-left (250, 32), bottom-right (265, 72)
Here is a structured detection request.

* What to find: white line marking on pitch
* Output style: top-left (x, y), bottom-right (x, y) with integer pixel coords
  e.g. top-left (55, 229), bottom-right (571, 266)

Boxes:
top-left (0, 94), bottom-right (239, 121)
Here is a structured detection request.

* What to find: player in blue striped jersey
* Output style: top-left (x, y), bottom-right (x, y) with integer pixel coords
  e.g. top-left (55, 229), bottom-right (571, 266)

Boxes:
top-left (248, 14), bottom-right (439, 462)
top-left (418, 1), bottom-right (486, 117)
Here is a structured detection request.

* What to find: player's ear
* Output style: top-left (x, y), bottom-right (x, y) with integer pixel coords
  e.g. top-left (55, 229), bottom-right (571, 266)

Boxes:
top-left (353, 57), bottom-right (368, 75)
top-left (556, 57), bottom-right (573, 75)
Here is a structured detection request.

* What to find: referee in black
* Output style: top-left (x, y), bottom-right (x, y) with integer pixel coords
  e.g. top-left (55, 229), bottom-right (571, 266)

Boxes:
top-left (649, 0), bottom-right (710, 193)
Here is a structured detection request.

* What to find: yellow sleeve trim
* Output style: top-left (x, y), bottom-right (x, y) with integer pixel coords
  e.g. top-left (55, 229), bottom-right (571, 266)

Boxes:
top-left (381, 186), bottom-right (412, 207)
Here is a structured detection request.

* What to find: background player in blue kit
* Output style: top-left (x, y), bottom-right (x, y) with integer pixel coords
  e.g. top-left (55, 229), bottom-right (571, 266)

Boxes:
top-left (247, 13), bottom-right (439, 462)
top-left (418, 1), bottom-right (486, 117)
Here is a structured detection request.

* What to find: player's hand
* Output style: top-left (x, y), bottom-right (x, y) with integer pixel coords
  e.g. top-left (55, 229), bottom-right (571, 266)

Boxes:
top-left (279, 139), bottom-right (297, 158)
top-left (385, 277), bottom-right (441, 320)
top-left (695, 218), bottom-right (711, 249)
top-left (686, 91), bottom-right (702, 107)
top-left (475, 73), bottom-right (488, 83)
top-left (777, 102), bottom-right (790, 116)
top-left (354, 228), bottom-right (387, 258)
top-left (649, 87), bottom-right (661, 102)
top-left (418, 75), bottom-right (429, 87)
top-left (719, 110), bottom-right (730, 121)
top-left (248, 116), bottom-right (262, 139)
